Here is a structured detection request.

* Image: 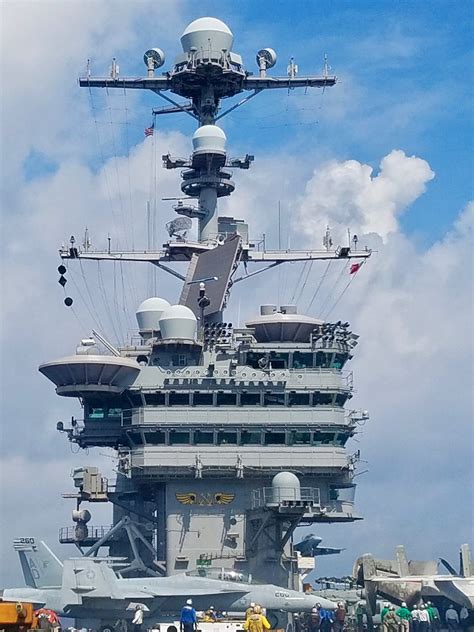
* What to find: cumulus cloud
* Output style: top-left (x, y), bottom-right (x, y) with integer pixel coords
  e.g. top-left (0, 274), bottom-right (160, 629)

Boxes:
top-left (297, 150), bottom-right (435, 243)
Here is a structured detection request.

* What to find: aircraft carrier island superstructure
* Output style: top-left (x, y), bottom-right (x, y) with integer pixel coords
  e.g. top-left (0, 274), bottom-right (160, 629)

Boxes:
top-left (39, 18), bottom-right (371, 590)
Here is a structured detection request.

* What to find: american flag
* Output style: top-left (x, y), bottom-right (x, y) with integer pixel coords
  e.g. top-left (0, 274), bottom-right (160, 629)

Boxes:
top-left (144, 124), bottom-right (154, 137)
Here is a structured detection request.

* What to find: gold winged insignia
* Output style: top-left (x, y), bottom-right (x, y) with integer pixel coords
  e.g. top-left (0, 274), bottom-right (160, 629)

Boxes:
top-left (176, 492), bottom-right (197, 505)
top-left (214, 492), bottom-right (235, 505)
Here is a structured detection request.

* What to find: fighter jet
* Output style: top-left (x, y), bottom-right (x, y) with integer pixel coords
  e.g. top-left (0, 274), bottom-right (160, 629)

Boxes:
top-left (3, 539), bottom-right (337, 625)
top-left (294, 535), bottom-right (344, 557)
top-left (353, 544), bottom-right (474, 610)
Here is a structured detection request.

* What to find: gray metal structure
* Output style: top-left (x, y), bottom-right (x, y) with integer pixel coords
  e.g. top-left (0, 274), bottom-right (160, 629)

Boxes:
top-left (39, 16), bottom-right (372, 599)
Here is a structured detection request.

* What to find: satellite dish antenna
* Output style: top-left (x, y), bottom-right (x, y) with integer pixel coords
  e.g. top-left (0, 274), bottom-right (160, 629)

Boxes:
top-left (166, 216), bottom-right (192, 240)
top-left (256, 48), bottom-right (277, 76)
top-left (144, 48), bottom-right (166, 70)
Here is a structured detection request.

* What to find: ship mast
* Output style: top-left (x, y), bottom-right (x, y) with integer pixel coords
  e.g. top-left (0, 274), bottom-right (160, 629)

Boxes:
top-left (62, 17), bottom-right (369, 310)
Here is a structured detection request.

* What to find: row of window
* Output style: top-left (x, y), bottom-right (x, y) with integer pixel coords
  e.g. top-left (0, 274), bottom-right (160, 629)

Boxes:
top-left (245, 351), bottom-right (348, 370)
top-left (125, 428), bottom-right (350, 447)
top-left (86, 391), bottom-right (349, 419)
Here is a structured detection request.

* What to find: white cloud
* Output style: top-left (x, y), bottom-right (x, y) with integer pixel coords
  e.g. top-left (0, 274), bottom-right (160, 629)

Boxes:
top-left (297, 150), bottom-right (435, 244)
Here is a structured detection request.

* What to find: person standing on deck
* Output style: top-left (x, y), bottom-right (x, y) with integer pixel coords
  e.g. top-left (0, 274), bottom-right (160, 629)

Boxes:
top-left (243, 605), bottom-right (271, 632)
top-left (132, 606), bottom-right (143, 632)
top-left (396, 602), bottom-right (411, 632)
top-left (180, 599), bottom-right (198, 632)
top-left (334, 603), bottom-right (346, 632)
top-left (445, 606), bottom-right (459, 632)
top-left (411, 605), bottom-right (420, 632)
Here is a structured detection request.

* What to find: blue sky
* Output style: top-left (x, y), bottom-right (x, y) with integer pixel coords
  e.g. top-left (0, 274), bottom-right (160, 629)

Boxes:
top-left (1, 0), bottom-right (473, 586)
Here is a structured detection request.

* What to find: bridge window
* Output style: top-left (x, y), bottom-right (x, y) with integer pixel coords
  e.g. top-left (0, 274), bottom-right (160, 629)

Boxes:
top-left (145, 431), bottom-right (166, 444)
top-left (146, 393), bottom-right (165, 406)
top-left (169, 392), bottom-right (190, 406)
top-left (332, 353), bottom-right (347, 369)
top-left (270, 352), bottom-right (289, 369)
top-left (315, 352), bottom-right (331, 368)
top-left (264, 431), bottom-right (286, 445)
top-left (313, 392), bottom-right (334, 405)
top-left (216, 392), bottom-right (237, 406)
top-left (193, 392), bottom-right (213, 406)
top-left (194, 430), bottom-right (214, 445)
top-left (127, 432), bottom-right (143, 445)
top-left (335, 393), bottom-right (348, 406)
top-left (292, 352), bottom-right (313, 369)
top-left (241, 392), bottom-right (260, 406)
top-left (241, 430), bottom-right (262, 445)
top-left (289, 431), bottom-right (311, 445)
top-left (169, 431), bottom-right (191, 444)
top-left (288, 392), bottom-right (310, 406)
top-left (263, 392), bottom-right (285, 406)
top-left (312, 431), bottom-right (335, 445)
top-left (217, 431), bottom-right (238, 445)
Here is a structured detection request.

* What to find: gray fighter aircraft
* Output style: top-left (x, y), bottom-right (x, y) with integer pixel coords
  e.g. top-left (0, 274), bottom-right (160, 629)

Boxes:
top-left (294, 535), bottom-right (344, 557)
top-left (3, 539), bottom-right (337, 625)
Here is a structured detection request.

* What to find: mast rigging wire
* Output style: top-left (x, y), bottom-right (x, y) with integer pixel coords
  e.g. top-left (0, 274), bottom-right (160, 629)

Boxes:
top-left (323, 261), bottom-right (366, 319)
top-left (306, 260), bottom-right (332, 314)
top-left (318, 260), bottom-right (349, 316)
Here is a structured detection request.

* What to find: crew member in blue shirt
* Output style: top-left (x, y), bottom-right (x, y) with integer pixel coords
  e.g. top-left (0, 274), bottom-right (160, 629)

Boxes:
top-left (180, 599), bottom-right (198, 632)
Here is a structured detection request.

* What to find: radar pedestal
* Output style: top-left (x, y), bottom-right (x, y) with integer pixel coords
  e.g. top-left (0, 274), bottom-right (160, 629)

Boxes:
top-left (245, 473), bottom-right (324, 588)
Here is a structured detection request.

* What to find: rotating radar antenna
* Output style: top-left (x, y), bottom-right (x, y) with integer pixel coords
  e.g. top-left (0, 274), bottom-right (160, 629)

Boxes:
top-left (166, 216), bottom-right (192, 240)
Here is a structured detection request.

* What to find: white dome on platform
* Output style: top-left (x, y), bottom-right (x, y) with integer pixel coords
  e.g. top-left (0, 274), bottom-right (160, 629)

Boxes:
top-left (159, 305), bottom-right (197, 341)
top-left (271, 471), bottom-right (301, 502)
top-left (181, 17), bottom-right (233, 54)
top-left (136, 297), bottom-right (170, 335)
top-left (192, 125), bottom-right (227, 155)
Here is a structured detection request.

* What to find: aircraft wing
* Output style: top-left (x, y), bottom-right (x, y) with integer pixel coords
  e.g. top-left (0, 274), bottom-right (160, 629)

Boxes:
top-left (314, 547), bottom-right (345, 556)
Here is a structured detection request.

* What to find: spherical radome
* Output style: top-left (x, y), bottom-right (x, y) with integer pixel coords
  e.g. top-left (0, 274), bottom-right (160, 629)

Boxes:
top-left (181, 17), bottom-right (234, 54)
top-left (159, 305), bottom-right (197, 340)
top-left (192, 125), bottom-right (227, 155)
top-left (136, 297), bottom-right (171, 333)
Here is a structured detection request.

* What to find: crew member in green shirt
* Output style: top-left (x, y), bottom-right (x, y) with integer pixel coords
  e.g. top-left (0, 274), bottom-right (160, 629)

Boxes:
top-left (396, 603), bottom-right (412, 632)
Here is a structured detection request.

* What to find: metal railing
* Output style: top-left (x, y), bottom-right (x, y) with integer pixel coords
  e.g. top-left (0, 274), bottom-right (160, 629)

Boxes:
top-left (59, 524), bottom-right (114, 543)
top-left (252, 486), bottom-right (321, 509)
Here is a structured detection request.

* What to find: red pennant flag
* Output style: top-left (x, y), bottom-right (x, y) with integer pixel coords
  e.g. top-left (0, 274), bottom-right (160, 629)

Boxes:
top-left (350, 263), bottom-right (361, 274)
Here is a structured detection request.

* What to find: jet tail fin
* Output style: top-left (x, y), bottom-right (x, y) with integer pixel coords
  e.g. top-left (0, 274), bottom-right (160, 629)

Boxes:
top-left (13, 538), bottom-right (63, 588)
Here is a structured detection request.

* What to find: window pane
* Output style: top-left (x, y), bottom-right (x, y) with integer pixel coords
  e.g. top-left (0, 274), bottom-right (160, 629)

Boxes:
top-left (217, 431), bottom-right (237, 445)
top-left (313, 392), bottom-right (333, 405)
top-left (241, 430), bottom-right (261, 445)
top-left (288, 392), bottom-right (310, 406)
top-left (194, 430), bottom-right (214, 445)
top-left (292, 352), bottom-right (313, 369)
top-left (169, 392), bottom-right (189, 406)
top-left (128, 432), bottom-right (143, 445)
top-left (169, 431), bottom-right (190, 444)
top-left (263, 392), bottom-right (285, 406)
top-left (145, 393), bottom-right (165, 406)
top-left (216, 392), bottom-right (237, 406)
top-left (241, 393), bottom-right (260, 406)
top-left (264, 432), bottom-right (286, 445)
top-left (145, 431), bottom-right (166, 444)
top-left (194, 392), bottom-right (214, 406)
top-left (270, 352), bottom-right (288, 369)
top-left (290, 431), bottom-right (311, 445)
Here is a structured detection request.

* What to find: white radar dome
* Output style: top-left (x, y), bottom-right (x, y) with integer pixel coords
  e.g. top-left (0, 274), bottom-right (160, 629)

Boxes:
top-left (192, 125), bottom-right (226, 155)
top-left (136, 297), bottom-right (171, 335)
top-left (271, 471), bottom-right (301, 502)
top-left (159, 305), bottom-right (197, 341)
top-left (181, 17), bottom-right (233, 54)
